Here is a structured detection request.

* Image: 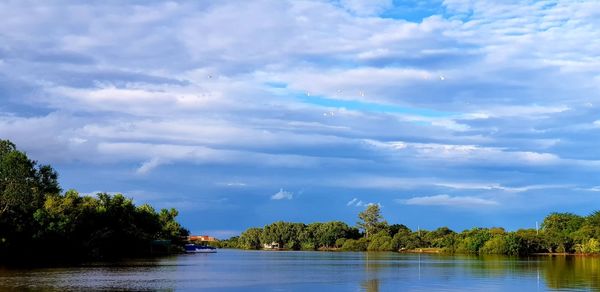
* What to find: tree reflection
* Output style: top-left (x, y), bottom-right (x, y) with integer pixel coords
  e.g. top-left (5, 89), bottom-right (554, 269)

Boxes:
top-left (445, 254), bottom-right (600, 290)
top-left (361, 278), bottom-right (379, 292)
top-left (543, 255), bottom-right (600, 290)
top-left (361, 253), bottom-right (382, 292)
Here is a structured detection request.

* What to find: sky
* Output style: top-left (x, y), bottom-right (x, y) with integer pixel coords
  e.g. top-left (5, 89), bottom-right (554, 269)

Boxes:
top-left (1, 0), bottom-right (600, 238)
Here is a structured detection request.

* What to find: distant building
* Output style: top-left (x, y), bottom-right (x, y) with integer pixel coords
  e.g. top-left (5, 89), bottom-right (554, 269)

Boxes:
top-left (263, 242), bottom-right (280, 249)
top-left (188, 235), bottom-right (217, 242)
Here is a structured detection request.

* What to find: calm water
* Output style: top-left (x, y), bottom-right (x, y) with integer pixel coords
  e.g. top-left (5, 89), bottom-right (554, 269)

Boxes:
top-left (1, 249), bottom-right (599, 291)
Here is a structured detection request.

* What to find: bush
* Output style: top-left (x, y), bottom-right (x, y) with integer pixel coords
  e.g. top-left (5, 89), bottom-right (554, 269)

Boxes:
top-left (575, 238), bottom-right (600, 254)
top-left (456, 228), bottom-right (492, 254)
top-left (367, 231), bottom-right (393, 251)
top-left (300, 241), bottom-right (316, 251)
top-left (341, 238), bottom-right (368, 251)
top-left (335, 238), bottom-right (346, 248)
top-left (480, 236), bottom-right (508, 254)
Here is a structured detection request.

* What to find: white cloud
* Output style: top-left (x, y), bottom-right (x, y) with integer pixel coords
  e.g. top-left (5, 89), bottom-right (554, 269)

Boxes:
top-left (463, 105), bottom-right (570, 120)
top-left (347, 198), bottom-right (359, 206)
top-left (271, 188), bottom-right (293, 200)
top-left (402, 194), bottom-right (498, 207)
top-left (363, 139), bottom-right (562, 166)
top-left (0, 0), bottom-right (600, 223)
top-left (435, 182), bottom-right (570, 193)
top-left (339, 0), bottom-right (393, 16)
top-left (136, 158), bottom-right (164, 175)
top-left (346, 197), bottom-right (379, 207)
top-left (575, 186), bottom-right (600, 192)
top-left (224, 182), bottom-right (247, 187)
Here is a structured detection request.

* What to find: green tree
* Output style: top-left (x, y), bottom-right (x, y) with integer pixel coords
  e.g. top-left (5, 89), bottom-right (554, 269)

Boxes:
top-left (239, 228), bottom-right (263, 249)
top-left (341, 237), bottom-right (369, 251)
top-left (541, 212), bottom-right (584, 252)
top-left (367, 231), bottom-right (394, 251)
top-left (0, 139), bottom-right (61, 257)
top-left (299, 222), bottom-right (321, 250)
top-left (456, 228), bottom-right (492, 254)
top-left (314, 221), bottom-right (352, 248)
top-left (480, 236), bottom-right (508, 254)
top-left (261, 221), bottom-right (305, 250)
top-left (392, 228), bottom-right (423, 250)
top-left (387, 224), bottom-right (410, 237)
top-left (357, 204), bottom-right (385, 238)
top-left (424, 227), bottom-right (456, 249)
top-left (0, 139), bottom-right (188, 262)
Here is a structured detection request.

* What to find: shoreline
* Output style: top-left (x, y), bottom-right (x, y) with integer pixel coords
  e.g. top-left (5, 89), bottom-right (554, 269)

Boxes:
top-left (227, 247), bottom-right (600, 257)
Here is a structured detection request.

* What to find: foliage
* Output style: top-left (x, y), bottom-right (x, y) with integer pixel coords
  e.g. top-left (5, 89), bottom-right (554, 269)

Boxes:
top-left (357, 204), bottom-right (385, 238)
top-left (541, 213), bottom-right (584, 253)
top-left (239, 228), bottom-right (263, 249)
top-left (574, 238), bottom-right (600, 254)
top-left (229, 205), bottom-right (600, 256)
top-left (367, 231), bottom-right (394, 251)
top-left (392, 229), bottom-right (422, 250)
top-left (234, 220), bottom-right (357, 251)
top-left (0, 139), bottom-right (188, 262)
top-left (479, 236), bottom-right (509, 254)
top-left (341, 238), bottom-right (369, 251)
top-left (456, 228), bottom-right (492, 254)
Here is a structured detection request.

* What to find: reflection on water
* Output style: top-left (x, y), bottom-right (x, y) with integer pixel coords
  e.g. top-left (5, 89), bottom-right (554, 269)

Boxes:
top-left (361, 279), bottom-right (379, 292)
top-left (0, 250), bottom-right (599, 291)
top-left (544, 255), bottom-right (600, 290)
top-left (363, 253), bottom-right (381, 292)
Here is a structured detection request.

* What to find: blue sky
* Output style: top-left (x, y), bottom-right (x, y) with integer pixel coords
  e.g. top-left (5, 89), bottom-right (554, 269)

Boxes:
top-left (1, 0), bottom-right (600, 238)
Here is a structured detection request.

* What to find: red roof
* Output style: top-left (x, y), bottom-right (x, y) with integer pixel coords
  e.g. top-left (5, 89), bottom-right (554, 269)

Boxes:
top-left (188, 235), bottom-right (217, 241)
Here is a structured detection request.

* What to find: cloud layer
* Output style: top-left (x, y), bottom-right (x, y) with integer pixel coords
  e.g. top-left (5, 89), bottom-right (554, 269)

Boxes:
top-left (403, 195), bottom-right (498, 207)
top-left (1, 0), bottom-right (600, 233)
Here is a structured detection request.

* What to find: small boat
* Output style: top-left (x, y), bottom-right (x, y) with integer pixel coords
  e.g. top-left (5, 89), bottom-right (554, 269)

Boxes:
top-left (184, 243), bottom-right (217, 253)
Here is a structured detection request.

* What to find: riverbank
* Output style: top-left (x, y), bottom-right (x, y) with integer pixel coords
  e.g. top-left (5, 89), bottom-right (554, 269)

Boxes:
top-left (400, 248), bottom-right (445, 254)
top-left (229, 247), bottom-right (600, 257)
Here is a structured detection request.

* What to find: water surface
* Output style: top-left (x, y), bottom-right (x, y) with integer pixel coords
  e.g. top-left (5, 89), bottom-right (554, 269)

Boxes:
top-left (1, 249), bottom-right (599, 291)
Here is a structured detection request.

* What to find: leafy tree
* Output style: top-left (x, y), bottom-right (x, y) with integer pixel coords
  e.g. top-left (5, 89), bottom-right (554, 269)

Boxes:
top-left (480, 236), bottom-right (508, 254)
top-left (541, 212), bottom-right (584, 252)
top-left (357, 204), bottom-right (385, 238)
top-left (0, 139), bottom-right (61, 258)
top-left (299, 222), bottom-right (321, 250)
top-left (0, 139), bottom-right (188, 262)
top-left (315, 221), bottom-right (352, 248)
top-left (575, 238), bottom-right (600, 254)
top-left (239, 228), bottom-right (263, 249)
top-left (388, 224), bottom-right (411, 237)
top-left (341, 238), bottom-right (369, 251)
top-left (367, 231), bottom-right (394, 251)
top-left (509, 229), bottom-right (544, 255)
top-left (456, 228), bottom-right (492, 254)
top-left (261, 221), bottom-right (305, 250)
top-left (335, 238), bottom-right (346, 248)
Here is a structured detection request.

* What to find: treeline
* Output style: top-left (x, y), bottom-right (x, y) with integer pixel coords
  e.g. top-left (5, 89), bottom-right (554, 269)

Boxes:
top-left (222, 205), bottom-right (600, 255)
top-left (0, 139), bottom-right (189, 262)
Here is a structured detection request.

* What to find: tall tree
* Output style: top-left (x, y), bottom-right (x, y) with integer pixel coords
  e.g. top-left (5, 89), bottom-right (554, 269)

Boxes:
top-left (541, 212), bottom-right (584, 252)
top-left (357, 204), bottom-right (385, 238)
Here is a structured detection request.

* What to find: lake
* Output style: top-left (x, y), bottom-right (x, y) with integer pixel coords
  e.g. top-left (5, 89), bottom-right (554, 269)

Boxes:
top-left (1, 249), bottom-right (599, 291)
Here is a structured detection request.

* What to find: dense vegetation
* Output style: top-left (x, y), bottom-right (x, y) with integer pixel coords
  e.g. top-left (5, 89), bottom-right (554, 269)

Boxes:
top-left (0, 139), bottom-right (188, 262)
top-left (223, 204), bottom-right (600, 255)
